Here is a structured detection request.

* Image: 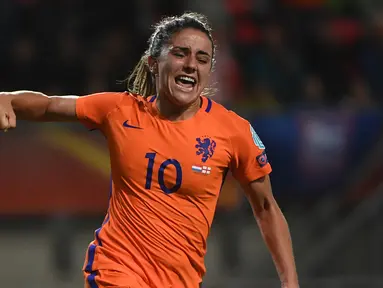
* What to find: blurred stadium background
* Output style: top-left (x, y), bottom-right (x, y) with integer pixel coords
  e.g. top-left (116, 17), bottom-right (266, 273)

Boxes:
top-left (1, 0), bottom-right (383, 287)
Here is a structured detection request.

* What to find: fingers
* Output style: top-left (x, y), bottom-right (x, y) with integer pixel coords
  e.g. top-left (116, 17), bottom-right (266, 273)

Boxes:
top-left (0, 113), bottom-right (9, 130)
top-left (7, 110), bottom-right (16, 129)
top-left (0, 110), bottom-right (16, 131)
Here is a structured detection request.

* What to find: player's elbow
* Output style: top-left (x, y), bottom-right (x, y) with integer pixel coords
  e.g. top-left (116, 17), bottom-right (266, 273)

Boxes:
top-left (249, 193), bottom-right (280, 221)
top-left (253, 197), bottom-right (273, 217)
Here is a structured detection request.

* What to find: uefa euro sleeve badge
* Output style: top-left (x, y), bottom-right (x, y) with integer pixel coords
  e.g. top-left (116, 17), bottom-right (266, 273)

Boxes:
top-left (250, 124), bottom-right (265, 149)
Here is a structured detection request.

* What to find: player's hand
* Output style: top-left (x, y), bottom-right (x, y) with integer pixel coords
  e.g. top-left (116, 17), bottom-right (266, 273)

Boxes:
top-left (0, 93), bottom-right (16, 131)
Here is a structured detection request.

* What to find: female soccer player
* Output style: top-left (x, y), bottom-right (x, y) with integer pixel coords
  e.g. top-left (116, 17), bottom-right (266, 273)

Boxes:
top-left (0, 12), bottom-right (299, 288)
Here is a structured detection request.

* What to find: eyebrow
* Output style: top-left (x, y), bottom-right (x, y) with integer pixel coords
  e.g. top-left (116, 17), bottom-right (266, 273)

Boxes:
top-left (172, 46), bottom-right (211, 58)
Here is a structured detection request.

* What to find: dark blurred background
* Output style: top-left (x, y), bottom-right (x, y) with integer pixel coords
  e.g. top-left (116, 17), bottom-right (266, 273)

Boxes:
top-left (1, 0), bottom-right (383, 287)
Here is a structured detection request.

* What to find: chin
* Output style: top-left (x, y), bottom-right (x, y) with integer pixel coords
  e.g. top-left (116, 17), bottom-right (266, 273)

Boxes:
top-left (171, 92), bottom-right (200, 107)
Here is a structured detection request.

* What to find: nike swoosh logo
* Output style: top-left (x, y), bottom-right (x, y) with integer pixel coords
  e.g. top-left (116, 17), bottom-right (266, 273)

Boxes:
top-left (123, 120), bottom-right (142, 129)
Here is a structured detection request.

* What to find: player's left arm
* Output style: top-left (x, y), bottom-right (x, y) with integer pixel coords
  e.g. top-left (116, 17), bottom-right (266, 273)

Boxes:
top-left (243, 175), bottom-right (298, 288)
top-left (230, 116), bottom-right (298, 288)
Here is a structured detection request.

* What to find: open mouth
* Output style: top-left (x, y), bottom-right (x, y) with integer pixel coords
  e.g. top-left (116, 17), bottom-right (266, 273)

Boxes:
top-left (175, 75), bottom-right (197, 90)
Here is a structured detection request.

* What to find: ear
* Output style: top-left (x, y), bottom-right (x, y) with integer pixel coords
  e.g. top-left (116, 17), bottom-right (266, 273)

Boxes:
top-left (148, 56), bottom-right (158, 75)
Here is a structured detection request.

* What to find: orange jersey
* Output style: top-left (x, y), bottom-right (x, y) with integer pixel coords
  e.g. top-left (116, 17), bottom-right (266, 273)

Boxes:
top-left (76, 92), bottom-right (272, 288)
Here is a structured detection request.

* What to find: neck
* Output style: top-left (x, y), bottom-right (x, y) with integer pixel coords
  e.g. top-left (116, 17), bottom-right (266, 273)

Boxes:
top-left (156, 94), bottom-right (201, 121)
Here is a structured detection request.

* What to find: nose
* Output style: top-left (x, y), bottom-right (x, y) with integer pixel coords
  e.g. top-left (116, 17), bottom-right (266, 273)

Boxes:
top-left (183, 55), bottom-right (197, 73)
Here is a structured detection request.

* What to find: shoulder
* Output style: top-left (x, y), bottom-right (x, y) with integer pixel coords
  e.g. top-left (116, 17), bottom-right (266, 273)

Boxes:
top-left (207, 97), bottom-right (250, 130)
top-left (207, 98), bottom-right (263, 147)
top-left (103, 92), bottom-right (157, 121)
top-left (77, 91), bottom-right (129, 106)
top-left (121, 92), bottom-right (154, 105)
top-left (77, 91), bottom-right (152, 116)
top-left (108, 92), bottom-right (154, 111)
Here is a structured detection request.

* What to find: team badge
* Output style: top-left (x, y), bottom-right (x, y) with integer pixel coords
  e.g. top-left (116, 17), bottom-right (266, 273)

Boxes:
top-left (195, 137), bottom-right (216, 163)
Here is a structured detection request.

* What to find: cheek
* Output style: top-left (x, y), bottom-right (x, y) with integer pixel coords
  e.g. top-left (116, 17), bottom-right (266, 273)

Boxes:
top-left (158, 64), bottom-right (171, 85)
top-left (200, 71), bottom-right (211, 86)
top-left (162, 62), bottom-right (176, 79)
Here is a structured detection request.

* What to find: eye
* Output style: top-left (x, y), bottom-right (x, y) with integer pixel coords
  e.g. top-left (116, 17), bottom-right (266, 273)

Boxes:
top-left (173, 51), bottom-right (185, 58)
top-left (198, 58), bottom-right (209, 64)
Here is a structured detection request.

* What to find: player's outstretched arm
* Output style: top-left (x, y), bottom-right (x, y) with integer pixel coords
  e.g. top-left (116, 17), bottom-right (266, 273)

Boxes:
top-left (0, 90), bottom-right (78, 130)
top-left (244, 175), bottom-right (299, 288)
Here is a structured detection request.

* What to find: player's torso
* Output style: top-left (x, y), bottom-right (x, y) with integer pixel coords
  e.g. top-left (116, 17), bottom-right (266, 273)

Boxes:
top-left (87, 96), bottom-right (235, 286)
top-left (105, 98), bottom-right (231, 205)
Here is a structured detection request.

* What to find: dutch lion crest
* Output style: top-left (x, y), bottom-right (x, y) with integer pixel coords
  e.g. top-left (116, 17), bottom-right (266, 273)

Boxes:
top-left (195, 137), bottom-right (216, 163)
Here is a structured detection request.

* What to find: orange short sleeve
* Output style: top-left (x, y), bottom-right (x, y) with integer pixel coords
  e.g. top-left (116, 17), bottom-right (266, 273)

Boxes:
top-left (76, 92), bottom-right (124, 130)
top-left (230, 118), bottom-right (272, 185)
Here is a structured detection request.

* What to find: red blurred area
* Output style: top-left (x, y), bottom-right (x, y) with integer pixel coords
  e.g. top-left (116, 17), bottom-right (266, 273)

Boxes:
top-left (0, 131), bottom-right (109, 215)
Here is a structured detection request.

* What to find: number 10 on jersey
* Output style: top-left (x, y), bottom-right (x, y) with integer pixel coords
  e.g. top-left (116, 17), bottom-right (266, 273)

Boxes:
top-left (145, 153), bottom-right (182, 194)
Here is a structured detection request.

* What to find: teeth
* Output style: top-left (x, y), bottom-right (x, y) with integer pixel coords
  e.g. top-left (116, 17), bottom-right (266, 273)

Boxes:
top-left (178, 76), bottom-right (196, 84)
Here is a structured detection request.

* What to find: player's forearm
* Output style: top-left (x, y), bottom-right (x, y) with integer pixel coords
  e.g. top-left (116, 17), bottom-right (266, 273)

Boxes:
top-left (1, 90), bottom-right (51, 120)
top-left (1, 90), bottom-right (77, 121)
top-left (255, 204), bottom-right (299, 287)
